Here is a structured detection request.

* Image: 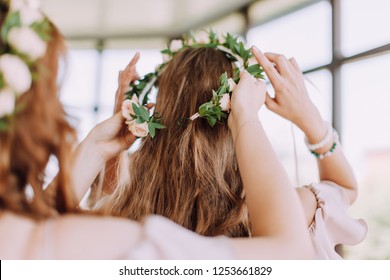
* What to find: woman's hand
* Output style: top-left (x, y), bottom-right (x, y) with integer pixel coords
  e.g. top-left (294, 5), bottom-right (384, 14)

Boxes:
top-left (88, 112), bottom-right (136, 163)
top-left (251, 47), bottom-right (327, 143)
top-left (228, 70), bottom-right (267, 133)
top-left (87, 53), bottom-right (142, 162)
top-left (114, 52), bottom-right (140, 113)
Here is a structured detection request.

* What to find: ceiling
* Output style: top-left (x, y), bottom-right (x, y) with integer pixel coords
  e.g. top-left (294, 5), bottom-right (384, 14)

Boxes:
top-left (40, 0), bottom-right (317, 48)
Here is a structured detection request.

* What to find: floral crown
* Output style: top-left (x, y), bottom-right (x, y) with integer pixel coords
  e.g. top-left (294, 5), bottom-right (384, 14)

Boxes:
top-left (0, 0), bottom-right (51, 131)
top-left (121, 30), bottom-right (264, 138)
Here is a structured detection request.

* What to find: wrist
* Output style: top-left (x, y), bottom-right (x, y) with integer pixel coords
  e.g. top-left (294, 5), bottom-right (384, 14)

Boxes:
top-left (294, 108), bottom-right (327, 144)
top-left (80, 131), bottom-right (107, 166)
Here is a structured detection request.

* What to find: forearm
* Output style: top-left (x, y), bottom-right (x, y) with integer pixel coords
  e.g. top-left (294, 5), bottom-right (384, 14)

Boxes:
top-left (232, 118), bottom-right (308, 240)
top-left (297, 109), bottom-right (357, 203)
top-left (70, 134), bottom-right (106, 202)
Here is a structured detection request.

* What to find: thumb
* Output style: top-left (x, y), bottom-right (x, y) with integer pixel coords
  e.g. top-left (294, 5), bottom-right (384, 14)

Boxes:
top-left (265, 93), bottom-right (280, 114)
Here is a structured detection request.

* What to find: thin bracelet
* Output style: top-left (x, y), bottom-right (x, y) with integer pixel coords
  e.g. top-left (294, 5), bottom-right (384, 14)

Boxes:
top-left (304, 122), bottom-right (333, 151)
top-left (233, 120), bottom-right (259, 150)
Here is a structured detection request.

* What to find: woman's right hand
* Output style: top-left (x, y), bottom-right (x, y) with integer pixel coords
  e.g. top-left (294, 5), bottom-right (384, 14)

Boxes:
top-left (251, 46), bottom-right (328, 143)
top-left (251, 47), bottom-right (324, 129)
top-left (228, 70), bottom-right (267, 132)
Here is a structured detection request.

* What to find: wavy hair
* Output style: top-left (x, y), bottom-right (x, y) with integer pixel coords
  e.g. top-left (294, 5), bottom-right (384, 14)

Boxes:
top-left (105, 47), bottom-right (250, 237)
top-left (0, 5), bottom-right (79, 219)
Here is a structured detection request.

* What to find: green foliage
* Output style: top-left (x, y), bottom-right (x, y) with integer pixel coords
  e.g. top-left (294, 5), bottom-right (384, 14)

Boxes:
top-left (1, 11), bottom-right (21, 42)
top-left (246, 64), bottom-right (265, 79)
top-left (126, 72), bottom-right (157, 105)
top-left (130, 102), bottom-right (165, 138)
top-left (31, 19), bottom-right (52, 41)
top-left (123, 30), bottom-right (265, 135)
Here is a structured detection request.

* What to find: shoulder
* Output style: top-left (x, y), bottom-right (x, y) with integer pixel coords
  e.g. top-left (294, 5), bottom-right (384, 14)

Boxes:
top-left (0, 212), bottom-right (143, 259)
top-left (48, 214), bottom-right (143, 259)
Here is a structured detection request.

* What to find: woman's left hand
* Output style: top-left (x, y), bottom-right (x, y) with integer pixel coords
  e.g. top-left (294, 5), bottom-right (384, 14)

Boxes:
top-left (88, 53), bottom-right (141, 162)
top-left (88, 112), bottom-right (136, 163)
top-left (114, 52), bottom-right (140, 113)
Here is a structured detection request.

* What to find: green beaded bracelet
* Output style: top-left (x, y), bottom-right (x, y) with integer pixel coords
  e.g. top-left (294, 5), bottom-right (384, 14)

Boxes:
top-left (310, 142), bottom-right (337, 160)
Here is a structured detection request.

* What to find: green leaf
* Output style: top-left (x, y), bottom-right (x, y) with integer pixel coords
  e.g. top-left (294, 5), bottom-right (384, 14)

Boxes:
top-left (148, 123), bottom-right (156, 138)
top-left (138, 105), bottom-right (150, 121)
top-left (1, 11), bottom-right (21, 42)
top-left (136, 81), bottom-right (146, 90)
top-left (246, 64), bottom-right (265, 79)
top-left (161, 49), bottom-right (173, 55)
top-left (31, 19), bottom-right (52, 41)
top-left (233, 68), bottom-right (240, 83)
top-left (199, 104), bottom-right (207, 116)
top-left (0, 73), bottom-right (5, 88)
top-left (152, 122), bottom-right (166, 129)
top-left (135, 117), bottom-right (146, 124)
top-left (207, 116), bottom-right (217, 127)
top-left (219, 72), bottom-right (228, 85)
top-left (209, 29), bottom-right (217, 44)
top-left (132, 103), bottom-right (141, 116)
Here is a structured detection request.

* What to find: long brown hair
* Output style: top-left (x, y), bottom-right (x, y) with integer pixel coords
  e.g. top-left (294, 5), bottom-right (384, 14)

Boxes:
top-left (0, 6), bottom-right (79, 219)
top-left (106, 47), bottom-right (250, 237)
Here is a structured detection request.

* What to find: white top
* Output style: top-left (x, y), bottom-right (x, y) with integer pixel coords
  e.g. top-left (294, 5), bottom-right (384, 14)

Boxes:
top-left (0, 181), bottom-right (366, 259)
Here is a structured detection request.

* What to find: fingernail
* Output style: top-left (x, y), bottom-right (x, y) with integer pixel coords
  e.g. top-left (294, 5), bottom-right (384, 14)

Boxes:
top-left (251, 46), bottom-right (260, 53)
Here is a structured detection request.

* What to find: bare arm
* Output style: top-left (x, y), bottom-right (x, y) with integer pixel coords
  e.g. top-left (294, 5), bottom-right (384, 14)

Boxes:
top-left (254, 49), bottom-right (357, 204)
top-left (69, 54), bottom-right (140, 201)
top-left (228, 70), bottom-right (313, 259)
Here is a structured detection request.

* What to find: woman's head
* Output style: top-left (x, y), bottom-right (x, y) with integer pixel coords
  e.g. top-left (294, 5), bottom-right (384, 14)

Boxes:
top-left (108, 47), bottom-right (250, 237)
top-left (0, 1), bottom-right (78, 219)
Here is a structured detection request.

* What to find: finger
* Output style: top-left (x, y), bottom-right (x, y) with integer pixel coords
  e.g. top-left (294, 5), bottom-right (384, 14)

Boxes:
top-left (251, 46), bottom-right (280, 84)
top-left (124, 52), bottom-right (140, 72)
top-left (288, 57), bottom-right (301, 72)
top-left (264, 52), bottom-right (292, 76)
top-left (264, 93), bottom-right (279, 114)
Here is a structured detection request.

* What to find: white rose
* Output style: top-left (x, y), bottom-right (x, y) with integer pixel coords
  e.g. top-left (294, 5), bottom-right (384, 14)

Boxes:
top-left (169, 39), bottom-right (183, 52)
top-left (10, 0), bottom-right (41, 10)
top-left (127, 121), bottom-right (149, 138)
top-left (10, 0), bottom-right (26, 11)
top-left (0, 54), bottom-right (32, 95)
top-left (8, 27), bottom-right (47, 61)
top-left (248, 57), bottom-right (258, 67)
top-left (219, 93), bottom-right (231, 112)
top-left (195, 31), bottom-right (210, 44)
top-left (227, 78), bottom-right (236, 92)
top-left (0, 88), bottom-right (16, 118)
top-left (19, 6), bottom-right (44, 25)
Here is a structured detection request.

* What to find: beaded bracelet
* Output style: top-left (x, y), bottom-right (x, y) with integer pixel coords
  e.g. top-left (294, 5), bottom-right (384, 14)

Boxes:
top-left (304, 122), bottom-right (333, 151)
top-left (309, 129), bottom-right (339, 159)
top-left (310, 142), bottom-right (337, 159)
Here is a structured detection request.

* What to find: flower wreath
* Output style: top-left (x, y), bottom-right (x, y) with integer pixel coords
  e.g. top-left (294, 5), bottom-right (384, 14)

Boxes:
top-left (122, 30), bottom-right (264, 138)
top-left (0, 0), bottom-right (51, 131)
